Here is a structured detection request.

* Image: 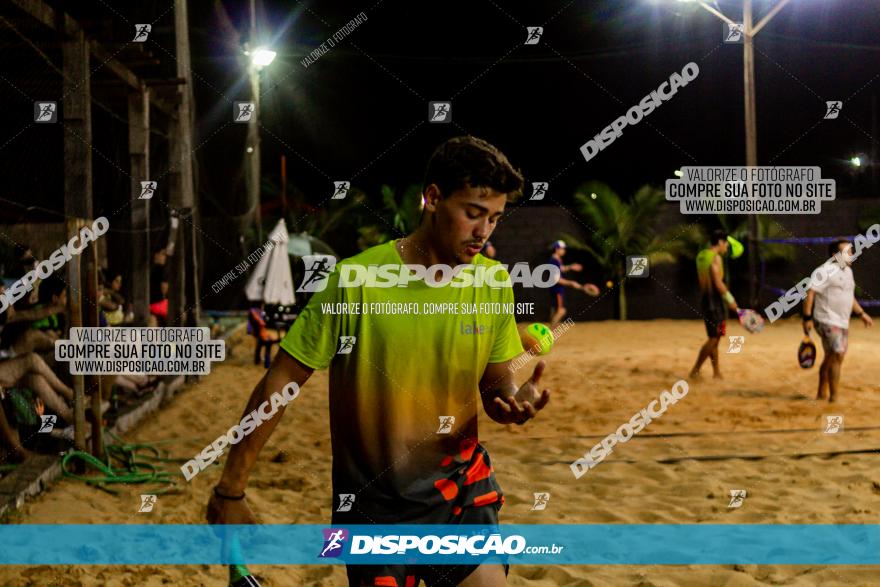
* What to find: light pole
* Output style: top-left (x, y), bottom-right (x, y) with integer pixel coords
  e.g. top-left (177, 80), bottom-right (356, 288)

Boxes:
top-left (244, 42), bottom-right (275, 245)
top-left (244, 0), bottom-right (276, 245)
top-left (673, 0), bottom-right (793, 307)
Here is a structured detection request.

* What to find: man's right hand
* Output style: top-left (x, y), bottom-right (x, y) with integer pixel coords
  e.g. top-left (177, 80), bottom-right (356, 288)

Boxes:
top-left (803, 319), bottom-right (813, 336)
top-left (206, 491), bottom-right (258, 525)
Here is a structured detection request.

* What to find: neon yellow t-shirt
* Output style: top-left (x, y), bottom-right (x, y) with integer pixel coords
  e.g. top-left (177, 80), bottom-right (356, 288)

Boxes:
top-left (280, 239), bottom-right (523, 521)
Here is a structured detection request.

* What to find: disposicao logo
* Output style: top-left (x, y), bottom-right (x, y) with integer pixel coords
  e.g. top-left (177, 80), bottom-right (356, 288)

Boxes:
top-left (318, 528), bottom-right (349, 558)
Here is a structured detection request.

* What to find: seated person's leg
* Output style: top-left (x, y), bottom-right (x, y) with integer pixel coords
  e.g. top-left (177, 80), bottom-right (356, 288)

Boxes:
top-left (22, 374), bottom-right (74, 423)
top-left (10, 329), bottom-right (56, 355)
top-left (124, 374), bottom-right (150, 387)
top-left (22, 353), bottom-right (74, 402)
top-left (0, 403), bottom-right (31, 462)
top-left (0, 354), bottom-right (34, 388)
top-left (113, 375), bottom-right (139, 393)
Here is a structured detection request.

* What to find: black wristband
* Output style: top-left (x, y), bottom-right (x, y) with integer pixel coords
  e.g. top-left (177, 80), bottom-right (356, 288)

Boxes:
top-left (854, 311), bottom-right (864, 318)
top-left (802, 314), bottom-right (812, 321)
top-left (213, 486), bottom-right (246, 501)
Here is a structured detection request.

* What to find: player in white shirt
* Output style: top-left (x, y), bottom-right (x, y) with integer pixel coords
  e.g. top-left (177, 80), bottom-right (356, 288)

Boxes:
top-left (803, 239), bottom-right (873, 402)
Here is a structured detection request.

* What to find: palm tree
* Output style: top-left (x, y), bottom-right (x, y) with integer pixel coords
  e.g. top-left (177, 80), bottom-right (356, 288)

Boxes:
top-left (562, 181), bottom-right (704, 320)
top-left (356, 184), bottom-right (424, 250)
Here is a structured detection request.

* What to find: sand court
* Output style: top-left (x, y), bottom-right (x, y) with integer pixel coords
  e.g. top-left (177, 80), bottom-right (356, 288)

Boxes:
top-left (3, 318), bottom-right (879, 586)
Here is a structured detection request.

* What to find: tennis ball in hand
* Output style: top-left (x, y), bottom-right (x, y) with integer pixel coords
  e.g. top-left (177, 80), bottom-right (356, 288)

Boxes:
top-left (521, 323), bottom-right (554, 355)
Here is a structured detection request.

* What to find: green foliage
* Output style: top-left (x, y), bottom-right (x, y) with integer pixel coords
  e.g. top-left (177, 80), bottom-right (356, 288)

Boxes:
top-left (562, 181), bottom-right (703, 319)
top-left (381, 184), bottom-right (424, 236)
top-left (357, 184), bottom-right (424, 251)
top-left (716, 215), bottom-right (795, 262)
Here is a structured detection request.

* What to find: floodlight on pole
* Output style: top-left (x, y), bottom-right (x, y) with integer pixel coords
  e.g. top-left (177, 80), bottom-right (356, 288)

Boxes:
top-left (851, 156), bottom-right (862, 168)
top-left (250, 47), bottom-right (277, 68)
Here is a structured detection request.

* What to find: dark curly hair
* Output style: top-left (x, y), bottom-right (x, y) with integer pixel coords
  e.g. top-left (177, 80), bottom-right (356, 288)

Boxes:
top-left (423, 136), bottom-right (524, 201)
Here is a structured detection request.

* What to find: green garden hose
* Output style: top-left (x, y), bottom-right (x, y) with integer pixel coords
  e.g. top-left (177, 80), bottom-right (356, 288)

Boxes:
top-left (60, 429), bottom-right (185, 495)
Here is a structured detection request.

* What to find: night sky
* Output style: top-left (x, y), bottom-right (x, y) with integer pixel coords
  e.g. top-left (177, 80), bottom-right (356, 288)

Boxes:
top-left (189, 0), bottom-right (880, 217)
top-left (2, 0), bottom-right (878, 235)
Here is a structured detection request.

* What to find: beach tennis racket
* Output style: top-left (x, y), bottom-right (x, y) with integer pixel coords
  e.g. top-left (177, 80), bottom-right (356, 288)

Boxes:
top-left (737, 309), bottom-right (764, 334)
top-left (798, 336), bottom-right (817, 369)
top-left (582, 283), bottom-right (600, 297)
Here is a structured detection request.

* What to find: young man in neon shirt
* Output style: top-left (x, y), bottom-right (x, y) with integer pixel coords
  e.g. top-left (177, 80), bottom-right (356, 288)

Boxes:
top-left (208, 136), bottom-right (551, 586)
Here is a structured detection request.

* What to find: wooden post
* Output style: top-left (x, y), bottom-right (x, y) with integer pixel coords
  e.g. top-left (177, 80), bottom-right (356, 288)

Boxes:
top-left (180, 0), bottom-right (202, 327)
top-left (62, 29), bottom-right (92, 452)
top-left (62, 30), bottom-right (92, 219)
top-left (86, 240), bottom-right (104, 459)
top-left (128, 85), bottom-right (151, 325)
top-left (64, 220), bottom-right (86, 452)
top-left (189, 215), bottom-right (201, 327)
top-left (167, 0), bottom-right (199, 327)
top-left (743, 0), bottom-right (760, 307)
top-left (167, 124), bottom-right (185, 327)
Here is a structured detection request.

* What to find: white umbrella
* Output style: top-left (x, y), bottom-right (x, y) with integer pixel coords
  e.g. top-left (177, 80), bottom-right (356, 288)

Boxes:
top-left (245, 219), bottom-right (295, 305)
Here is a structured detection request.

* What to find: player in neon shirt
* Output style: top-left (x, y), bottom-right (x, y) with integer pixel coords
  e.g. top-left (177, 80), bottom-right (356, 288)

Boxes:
top-left (208, 136), bottom-right (551, 587)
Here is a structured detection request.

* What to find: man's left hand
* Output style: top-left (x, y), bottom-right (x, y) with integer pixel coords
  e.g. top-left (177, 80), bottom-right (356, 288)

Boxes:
top-left (493, 361), bottom-right (550, 425)
top-left (860, 313), bottom-right (874, 327)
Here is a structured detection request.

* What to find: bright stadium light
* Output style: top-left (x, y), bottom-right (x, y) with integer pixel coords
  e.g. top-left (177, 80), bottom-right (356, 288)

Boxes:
top-left (850, 156), bottom-right (862, 168)
top-left (250, 47), bottom-right (277, 68)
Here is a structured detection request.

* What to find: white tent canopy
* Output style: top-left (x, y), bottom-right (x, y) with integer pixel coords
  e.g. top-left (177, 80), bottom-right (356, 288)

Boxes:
top-left (245, 219), bottom-right (296, 306)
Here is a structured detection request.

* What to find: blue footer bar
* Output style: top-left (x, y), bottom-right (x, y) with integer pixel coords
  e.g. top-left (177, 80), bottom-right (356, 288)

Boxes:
top-left (1, 525), bottom-right (878, 565)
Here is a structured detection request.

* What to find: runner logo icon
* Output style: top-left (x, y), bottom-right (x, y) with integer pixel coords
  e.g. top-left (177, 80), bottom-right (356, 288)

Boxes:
top-left (824, 415), bottom-right (843, 434)
top-left (824, 101), bottom-right (842, 119)
top-left (725, 23), bottom-right (744, 43)
top-left (35, 102), bottom-right (57, 123)
top-left (337, 494), bottom-right (355, 512)
top-left (531, 492), bottom-right (550, 511)
top-left (133, 24), bottom-right (151, 42)
top-left (429, 102), bottom-right (451, 123)
top-left (332, 181), bottom-right (350, 200)
top-left (727, 336), bottom-right (744, 354)
top-left (139, 181), bottom-right (157, 200)
top-left (530, 182), bottom-right (548, 201)
top-left (297, 255), bottom-right (337, 292)
top-left (138, 494), bottom-right (157, 513)
top-left (318, 528), bottom-right (349, 558)
top-left (627, 256), bottom-right (649, 277)
top-left (38, 415), bottom-right (57, 433)
top-left (524, 27), bottom-right (543, 45)
top-left (234, 102), bottom-right (255, 122)
top-left (337, 336), bottom-right (356, 355)
top-left (728, 489), bottom-right (747, 508)
top-left (437, 416), bottom-right (455, 434)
